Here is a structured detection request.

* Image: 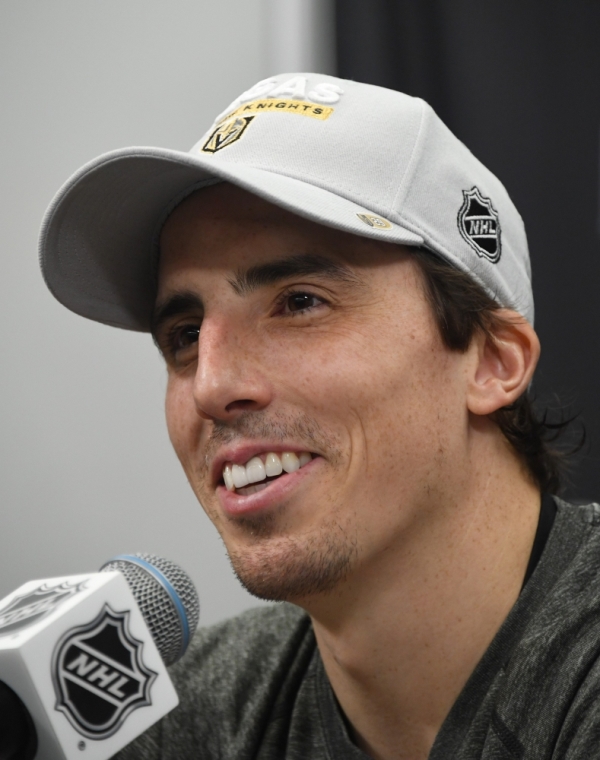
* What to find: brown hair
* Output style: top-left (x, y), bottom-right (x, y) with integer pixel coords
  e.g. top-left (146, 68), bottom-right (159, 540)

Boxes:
top-left (410, 248), bottom-right (576, 495)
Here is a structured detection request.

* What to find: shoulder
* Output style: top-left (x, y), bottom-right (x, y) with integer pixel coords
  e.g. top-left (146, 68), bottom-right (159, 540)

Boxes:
top-left (550, 497), bottom-right (600, 579)
top-left (116, 604), bottom-right (315, 760)
top-left (523, 497), bottom-right (600, 640)
top-left (489, 499), bottom-right (600, 757)
top-left (171, 602), bottom-right (312, 697)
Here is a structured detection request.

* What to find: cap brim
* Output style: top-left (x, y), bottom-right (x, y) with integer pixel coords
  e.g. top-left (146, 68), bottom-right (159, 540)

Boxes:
top-left (40, 147), bottom-right (424, 331)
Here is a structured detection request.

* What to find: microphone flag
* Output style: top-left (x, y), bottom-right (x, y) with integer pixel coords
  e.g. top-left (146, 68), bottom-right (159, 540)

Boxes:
top-left (0, 571), bottom-right (178, 760)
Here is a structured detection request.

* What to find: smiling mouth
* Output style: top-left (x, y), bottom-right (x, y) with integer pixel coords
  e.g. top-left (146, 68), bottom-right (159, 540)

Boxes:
top-left (221, 451), bottom-right (314, 496)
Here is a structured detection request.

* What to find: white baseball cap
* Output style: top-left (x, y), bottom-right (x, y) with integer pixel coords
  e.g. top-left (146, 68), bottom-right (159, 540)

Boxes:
top-left (39, 73), bottom-right (533, 331)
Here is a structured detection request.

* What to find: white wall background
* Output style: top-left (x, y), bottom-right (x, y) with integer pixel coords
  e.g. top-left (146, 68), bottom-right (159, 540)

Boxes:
top-left (0, 0), bottom-right (335, 627)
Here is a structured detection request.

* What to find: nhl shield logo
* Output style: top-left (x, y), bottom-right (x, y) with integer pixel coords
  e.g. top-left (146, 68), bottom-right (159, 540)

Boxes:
top-left (0, 581), bottom-right (86, 637)
top-left (202, 115), bottom-right (255, 153)
top-left (457, 187), bottom-right (502, 263)
top-left (53, 604), bottom-right (157, 739)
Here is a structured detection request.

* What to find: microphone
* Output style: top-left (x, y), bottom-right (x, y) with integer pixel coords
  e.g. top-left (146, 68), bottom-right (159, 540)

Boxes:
top-left (0, 554), bottom-right (199, 760)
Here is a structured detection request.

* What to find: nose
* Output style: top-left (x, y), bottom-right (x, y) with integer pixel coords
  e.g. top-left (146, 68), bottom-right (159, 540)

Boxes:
top-left (192, 315), bottom-right (273, 421)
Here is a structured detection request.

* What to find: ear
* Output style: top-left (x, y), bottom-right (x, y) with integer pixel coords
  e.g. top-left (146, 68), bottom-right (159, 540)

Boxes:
top-left (466, 311), bottom-right (541, 416)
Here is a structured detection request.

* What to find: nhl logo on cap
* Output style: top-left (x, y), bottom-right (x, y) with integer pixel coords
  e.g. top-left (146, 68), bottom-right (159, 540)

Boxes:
top-left (53, 604), bottom-right (157, 739)
top-left (457, 187), bottom-right (502, 263)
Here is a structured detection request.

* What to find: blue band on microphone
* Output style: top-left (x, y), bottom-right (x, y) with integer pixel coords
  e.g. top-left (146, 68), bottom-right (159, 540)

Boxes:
top-left (111, 554), bottom-right (190, 658)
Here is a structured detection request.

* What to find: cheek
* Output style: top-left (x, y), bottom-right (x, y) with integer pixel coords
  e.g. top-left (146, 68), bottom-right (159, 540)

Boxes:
top-left (265, 316), bottom-right (452, 423)
top-left (269, 316), bottom-right (466, 486)
top-left (164, 376), bottom-right (198, 465)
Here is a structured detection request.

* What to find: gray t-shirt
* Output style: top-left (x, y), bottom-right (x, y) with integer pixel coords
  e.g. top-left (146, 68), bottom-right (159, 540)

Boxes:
top-left (117, 499), bottom-right (600, 759)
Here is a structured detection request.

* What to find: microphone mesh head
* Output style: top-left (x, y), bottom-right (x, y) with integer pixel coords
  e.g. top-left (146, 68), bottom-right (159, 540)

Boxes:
top-left (100, 553), bottom-right (200, 666)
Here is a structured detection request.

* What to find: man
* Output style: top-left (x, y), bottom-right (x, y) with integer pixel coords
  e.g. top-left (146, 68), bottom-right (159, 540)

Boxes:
top-left (40, 75), bottom-right (599, 759)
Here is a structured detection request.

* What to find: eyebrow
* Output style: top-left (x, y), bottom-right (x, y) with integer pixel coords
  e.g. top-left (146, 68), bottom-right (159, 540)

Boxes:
top-left (151, 252), bottom-right (361, 341)
top-left (228, 253), bottom-right (361, 295)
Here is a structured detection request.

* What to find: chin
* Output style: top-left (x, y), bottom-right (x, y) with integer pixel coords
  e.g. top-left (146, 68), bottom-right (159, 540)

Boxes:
top-left (226, 523), bottom-right (359, 602)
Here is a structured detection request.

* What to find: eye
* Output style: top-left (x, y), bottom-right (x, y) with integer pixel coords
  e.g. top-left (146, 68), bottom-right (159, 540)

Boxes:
top-left (281, 291), bottom-right (326, 315)
top-left (173, 324), bottom-right (200, 349)
top-left (162, 323), bottom-right (200, 363)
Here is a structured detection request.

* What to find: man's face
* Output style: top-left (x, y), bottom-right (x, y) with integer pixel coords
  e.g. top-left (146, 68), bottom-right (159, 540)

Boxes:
top-left (155, 184), bottom-right (472, 603)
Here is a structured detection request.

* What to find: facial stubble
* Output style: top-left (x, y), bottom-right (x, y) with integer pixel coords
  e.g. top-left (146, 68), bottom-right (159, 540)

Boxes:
top-left (227, 509), bottom-right (359, 601)
top-left (198, 411), bottom-right (359, 601)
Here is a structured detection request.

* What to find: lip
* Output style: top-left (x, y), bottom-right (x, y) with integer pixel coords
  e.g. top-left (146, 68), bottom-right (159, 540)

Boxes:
top-left (216, 455), bottom-right (321, 519)
top-left (211, 441), bottom-right (318, 488)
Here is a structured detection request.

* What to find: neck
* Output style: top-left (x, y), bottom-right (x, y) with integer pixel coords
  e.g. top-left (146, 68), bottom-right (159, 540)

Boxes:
top-left (297, 428), bottom-right (541, 760)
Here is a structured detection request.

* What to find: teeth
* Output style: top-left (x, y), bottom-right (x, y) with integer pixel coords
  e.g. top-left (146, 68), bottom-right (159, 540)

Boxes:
top-left (298, 452), bottom-right (311, 467)
top-left (281, 452), bottom-right (300, 473)
top-left (222, 451), bottom-right (312, 492)
top-left (232, 463), bottom-right (249, 489)
top-left (246, 456), bottom-right (266, 484)
top-left (265, 452), bottom-right (283, 477)
top-left (223, 464), bottom-right (234, 491)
